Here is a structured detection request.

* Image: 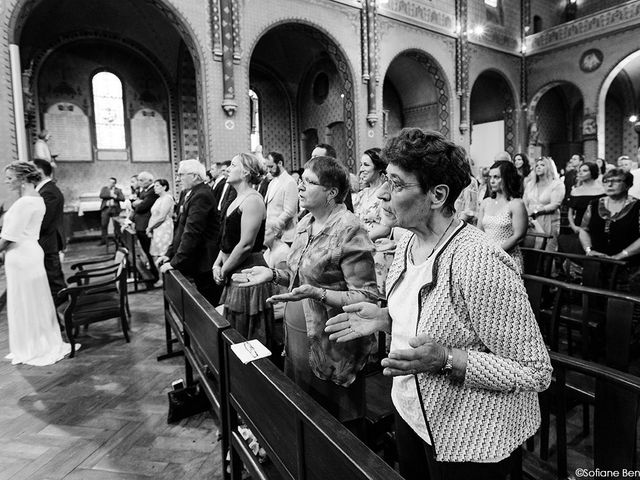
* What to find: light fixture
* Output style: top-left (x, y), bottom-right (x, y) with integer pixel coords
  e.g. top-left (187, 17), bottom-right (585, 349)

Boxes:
top-left (629, 115), bottom-right (638, 123)
top-left (521, 44), bottom-right (527, 54)
top-left (473, 25), bottom-right (485, 36)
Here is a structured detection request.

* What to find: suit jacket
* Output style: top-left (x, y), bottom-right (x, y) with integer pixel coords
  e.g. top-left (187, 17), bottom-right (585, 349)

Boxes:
top-left (265, 171), bottom-right (299, 242)
top-left (211, 176), bottom-right (226, 200)
top-left (132, 185), bottom-right (158, 232)
top-left (38, 180), bottom-right (66, 254)
top-left (166, 182), bottom-right (220, 275)
top-left (99, 186), bottom-right (124, 212)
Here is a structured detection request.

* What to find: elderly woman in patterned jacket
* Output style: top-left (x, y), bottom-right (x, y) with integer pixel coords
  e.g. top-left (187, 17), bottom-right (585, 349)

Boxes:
top-left (326, 128), bottom-right (552, 480)
top-left (234, 155), bottom-right (379, 435)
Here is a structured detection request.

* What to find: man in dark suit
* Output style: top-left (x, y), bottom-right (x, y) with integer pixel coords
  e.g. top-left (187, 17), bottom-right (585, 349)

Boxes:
top-left (33, 159), bottom-right (66, 306)
top-left (132, 171), bottom-right (159, 285)
top-left (99, 177), bottom-right (124, 245)
top-left (159, 160), bottom-right (220, 305)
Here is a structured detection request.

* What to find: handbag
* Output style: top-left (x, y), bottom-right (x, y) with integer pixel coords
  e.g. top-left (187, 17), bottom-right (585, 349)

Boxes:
top-left (167, 381), bottom-right (210, 423)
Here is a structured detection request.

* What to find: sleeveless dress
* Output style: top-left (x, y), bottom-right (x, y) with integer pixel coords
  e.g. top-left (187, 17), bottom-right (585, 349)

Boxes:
top-left (219, 200), bottom-right (274, 348)
top-left (2, 196), bottom-right (72, 366)
top-left (149, 194), bottom-right (175, 256)
top-left (481, 208), bottom-right (524, 274)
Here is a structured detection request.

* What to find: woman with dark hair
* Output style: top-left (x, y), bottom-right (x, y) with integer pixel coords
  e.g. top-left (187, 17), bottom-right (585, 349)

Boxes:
top-left (235, 156), bottom-right (379, 432)
top-left (325, 129), bottom-right (551, 480)
top-left (477, 160), bottom-right (528, 273)
top-left (514, 152), bottom-right (531, 186)
top-left (354, 147), bottom-right (390, 241)
top-left (2, 161), bottom-right (71, 365)
top-left (147, 179), bottom-right (175, 264)
top-left (213, 153), bottom-right (274, 346)
top-left (559, 162), bottom-right (604, 254)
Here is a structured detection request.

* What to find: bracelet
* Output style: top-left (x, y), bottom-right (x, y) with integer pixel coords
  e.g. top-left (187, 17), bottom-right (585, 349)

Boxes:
top-left (271, 268), bottom-right (280, 285)
top-left (585, 246), bottom-right (592, 254)
top-left (622, 249), bottom-right (630, 258)
top-left (319, 288), bottom-right (327, 303)
top-left (439, 347), bottom-right (454, 377)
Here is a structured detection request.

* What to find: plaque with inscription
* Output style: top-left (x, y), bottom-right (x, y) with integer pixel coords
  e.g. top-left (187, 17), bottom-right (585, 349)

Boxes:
top-left (131, 109), bottom-right (170, 162)
top-left (44, 103), bottom-right (92, 162)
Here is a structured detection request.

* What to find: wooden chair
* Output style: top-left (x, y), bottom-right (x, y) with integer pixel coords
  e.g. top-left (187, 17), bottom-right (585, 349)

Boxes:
top-left (57, 256), bottom-right (130, 357)
top-left (69, 239), bottom-right (121, 273)
top-left (539, 352), bottom-right (640, 478)
top-left (222, 328), bottom-right (403, 480)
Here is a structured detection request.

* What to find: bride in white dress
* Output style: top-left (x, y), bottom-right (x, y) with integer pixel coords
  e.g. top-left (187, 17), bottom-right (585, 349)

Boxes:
top-left (2, 161), bottom-right (71, 366)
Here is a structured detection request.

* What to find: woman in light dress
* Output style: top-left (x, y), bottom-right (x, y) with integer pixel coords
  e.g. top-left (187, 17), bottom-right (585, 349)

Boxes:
top-left (477, 160), bottom-right (528, 273)
top-left (146, 179), bottom-right (174, 259)
top-left (2, 162), bottom-right (71, 366)
top-left (353, 148), bottom-right (390, 241)
top-left (523, 156), bottom-right (566, 251)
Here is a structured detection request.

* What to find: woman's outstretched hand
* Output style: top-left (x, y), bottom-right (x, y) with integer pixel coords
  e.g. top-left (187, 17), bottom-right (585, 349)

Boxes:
top-left (231, 266), bottom-right (272, 286)
top-left (325, 302), bottom-right (385, 342)
top-left (267, 284), bottom-right (319, 303)
top-left (381, 334), bottom-right (446, 376)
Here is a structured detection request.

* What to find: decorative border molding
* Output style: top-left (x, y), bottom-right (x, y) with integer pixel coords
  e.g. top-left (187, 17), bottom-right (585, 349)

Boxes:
top-left (378, 0), bottom-right (455, 38)
top-left (526, 0), bottom-right (640, 55)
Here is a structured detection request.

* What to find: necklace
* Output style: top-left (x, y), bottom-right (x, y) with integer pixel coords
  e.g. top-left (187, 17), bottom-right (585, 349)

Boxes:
top-left (409, 217), bottom-right (457, 264)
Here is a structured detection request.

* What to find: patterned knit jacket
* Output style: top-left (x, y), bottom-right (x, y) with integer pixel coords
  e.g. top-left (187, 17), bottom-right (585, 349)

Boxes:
top-left (386, 222), bottom-right (552, 462)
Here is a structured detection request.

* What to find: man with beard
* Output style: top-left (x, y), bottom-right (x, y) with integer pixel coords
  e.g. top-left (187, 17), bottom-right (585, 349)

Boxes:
top-left (264, 151), bottom-right (298, 246)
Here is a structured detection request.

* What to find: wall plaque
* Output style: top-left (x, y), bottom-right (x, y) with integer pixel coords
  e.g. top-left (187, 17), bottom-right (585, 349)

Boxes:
top-left (44, 102), bottom-right (92, 161)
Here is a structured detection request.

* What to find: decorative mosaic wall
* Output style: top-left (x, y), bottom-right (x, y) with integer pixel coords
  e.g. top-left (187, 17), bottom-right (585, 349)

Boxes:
top-left (250, 69), bottom-right (294, 169)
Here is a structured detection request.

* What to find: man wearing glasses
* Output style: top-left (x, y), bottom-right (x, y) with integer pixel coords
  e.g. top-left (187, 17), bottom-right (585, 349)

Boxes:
top-left (159, 160), bottom-right (220, 305)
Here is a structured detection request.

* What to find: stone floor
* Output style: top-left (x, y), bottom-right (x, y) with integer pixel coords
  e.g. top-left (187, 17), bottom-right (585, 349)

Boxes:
top-left (0, 240), bottom-right (221, 480)
top-left (0, 239), bottom-right (600, 480)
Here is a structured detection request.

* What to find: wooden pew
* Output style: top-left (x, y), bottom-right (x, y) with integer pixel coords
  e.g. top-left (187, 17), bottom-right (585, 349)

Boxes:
top-left (523, 274), bottom-right (640, 369)
top-left (544, 352), bottom-right (640, 477)
top-left (222, 328), bottom-right (403, 480)
top-left (157, 270), bottom-right (188, 361)
top-left (521, 247), bottom-right (628, 290)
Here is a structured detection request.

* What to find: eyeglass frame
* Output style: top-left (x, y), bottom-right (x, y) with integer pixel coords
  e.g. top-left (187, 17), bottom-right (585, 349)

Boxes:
top-left (387, 178), bottom-right (422, 192)
top-left (298, 176), bottom-right (324, 188)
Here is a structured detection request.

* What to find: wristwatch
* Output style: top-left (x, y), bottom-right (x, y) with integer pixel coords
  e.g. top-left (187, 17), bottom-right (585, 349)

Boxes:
top-left (440, 348), bottom-right (454, 376)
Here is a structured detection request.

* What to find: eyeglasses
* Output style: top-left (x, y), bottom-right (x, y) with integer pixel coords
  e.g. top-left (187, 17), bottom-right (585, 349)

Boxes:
top-left (388, 179), bottom-right (421, 192)
top-left (603, 178), bottom-right (624, 185)
top-left (299, 177), bottom-right (323, 188)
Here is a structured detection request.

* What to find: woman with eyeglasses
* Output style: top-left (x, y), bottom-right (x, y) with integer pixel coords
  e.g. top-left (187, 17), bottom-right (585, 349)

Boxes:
top-left (325, 129), bottom-right (551, 480)
top-left (234, 156), bottom-right (379, 433)
top-left (579, 168), bottom-right (640, 261)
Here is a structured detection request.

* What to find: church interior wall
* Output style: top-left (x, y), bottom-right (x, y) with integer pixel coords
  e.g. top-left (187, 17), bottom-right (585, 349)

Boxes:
top-left (35, 41), bottom-right (173, 204)
top-left (377, 21), bottom-right (456, 144)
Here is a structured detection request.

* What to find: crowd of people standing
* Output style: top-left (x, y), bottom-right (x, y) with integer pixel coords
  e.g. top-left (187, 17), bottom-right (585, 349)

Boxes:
top-left (6, 126), bottom-right (640, 479)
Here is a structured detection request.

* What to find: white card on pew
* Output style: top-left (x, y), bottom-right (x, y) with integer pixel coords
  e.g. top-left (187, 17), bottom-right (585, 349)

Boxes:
top-left (231, 340), bottom-right (271, 364)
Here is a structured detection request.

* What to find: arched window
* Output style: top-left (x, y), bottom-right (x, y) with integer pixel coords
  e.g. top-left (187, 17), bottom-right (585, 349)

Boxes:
top-left (249, 89), bottom-right (261, 151)
top-left (92, 71), bottom-right (126, 150)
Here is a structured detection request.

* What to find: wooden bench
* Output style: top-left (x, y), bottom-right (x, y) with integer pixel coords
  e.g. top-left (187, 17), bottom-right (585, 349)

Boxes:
top-left (157, 270), bottom-right (189, 361)
top-left (222, 328), bottom-right (403, 480)
top-left (543, 352), bottom-right (640, 477)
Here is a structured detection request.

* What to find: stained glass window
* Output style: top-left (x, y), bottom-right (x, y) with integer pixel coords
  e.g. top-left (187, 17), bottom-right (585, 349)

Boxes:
top-left (92, 71), bottom-right (126, 150)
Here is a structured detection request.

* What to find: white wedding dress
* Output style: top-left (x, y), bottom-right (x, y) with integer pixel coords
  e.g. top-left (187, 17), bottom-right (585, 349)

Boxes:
top-left (3, 195), bottom-right (71, 366)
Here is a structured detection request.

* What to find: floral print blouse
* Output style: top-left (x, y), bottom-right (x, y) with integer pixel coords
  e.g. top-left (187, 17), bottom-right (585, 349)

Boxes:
top-left (284, 204), bottom-right (380, 387)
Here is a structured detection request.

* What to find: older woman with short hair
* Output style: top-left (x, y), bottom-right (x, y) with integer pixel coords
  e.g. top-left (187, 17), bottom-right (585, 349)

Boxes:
top-left (326, 129), bottom-right (551, 480)
top-left (235, 156), bottom-right (379, 430)
top-left (579, 168), bottom-right (640, 261)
